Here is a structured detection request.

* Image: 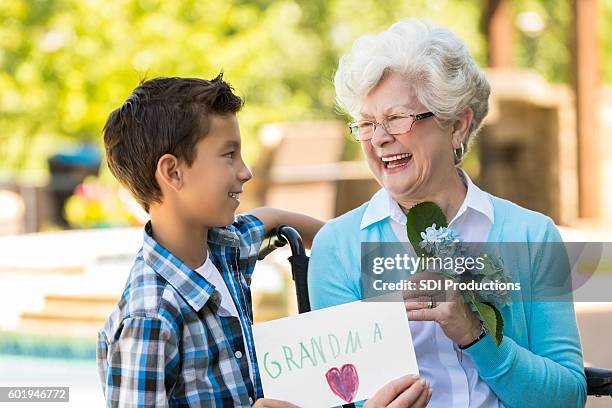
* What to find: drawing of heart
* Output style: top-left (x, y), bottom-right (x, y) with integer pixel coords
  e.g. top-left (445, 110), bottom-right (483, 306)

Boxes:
top-left (325, 364), bottom-right (359, 403)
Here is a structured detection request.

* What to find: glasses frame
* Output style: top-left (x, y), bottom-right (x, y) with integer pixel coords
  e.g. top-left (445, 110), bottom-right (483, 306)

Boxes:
top-left (348, 111), bottom-right (435, 141)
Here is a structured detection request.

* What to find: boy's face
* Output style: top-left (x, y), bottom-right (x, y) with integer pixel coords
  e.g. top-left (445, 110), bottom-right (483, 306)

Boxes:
top-left (178, 114), bottom-right (252, 227)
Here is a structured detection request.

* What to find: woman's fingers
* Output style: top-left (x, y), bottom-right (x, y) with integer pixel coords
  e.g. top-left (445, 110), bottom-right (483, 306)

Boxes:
top-left (402, 272), bottom-right (463, 302)
top-left (386, 378), bottom-right (430, 408)
top-left (252, 398), bottom-right (299, 408)
top-left (406, 307), bottom-right (437, 321)
top-left (405, 382), bottom-right (432, 408)
top-left (402, 284), bottom-right (444, 300)
top-left (402, 288), bottom-right (441, 299)
top-left (404, 300), bottom-right (430, 311)
top-left (365, 375), bottom-right (420, 406)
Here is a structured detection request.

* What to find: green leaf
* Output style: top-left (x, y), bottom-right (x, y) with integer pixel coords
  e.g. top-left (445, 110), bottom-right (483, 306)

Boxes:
top-left (473, 300), bottom-right (504, 346)
top-left (465, 288), bottom-right (477, 305)
top-left (484, 301), bottom-right (504, 344)
top-left (404, 202), bottom-right (447, 256)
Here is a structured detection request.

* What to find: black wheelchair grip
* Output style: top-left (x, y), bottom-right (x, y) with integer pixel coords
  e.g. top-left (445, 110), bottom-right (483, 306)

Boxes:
top-left (289, 254), bottom-right (310, 314)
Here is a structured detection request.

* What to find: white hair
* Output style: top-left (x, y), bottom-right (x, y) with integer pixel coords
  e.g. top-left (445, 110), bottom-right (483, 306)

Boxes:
top-left (334, 19), bottom-right (490, 162)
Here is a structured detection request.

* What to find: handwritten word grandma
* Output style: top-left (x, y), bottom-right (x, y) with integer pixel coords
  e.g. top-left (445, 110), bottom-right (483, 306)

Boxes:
top-left (262, 323), bottom-right (384, 380)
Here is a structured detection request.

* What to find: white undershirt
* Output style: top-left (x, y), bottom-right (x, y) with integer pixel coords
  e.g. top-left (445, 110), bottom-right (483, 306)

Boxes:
top-left (195, 255), bottom-right (254, 384)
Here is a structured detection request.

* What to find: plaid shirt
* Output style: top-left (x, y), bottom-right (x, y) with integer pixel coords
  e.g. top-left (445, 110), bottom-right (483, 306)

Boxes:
top-left (97, 215), bottom-right (265, 407)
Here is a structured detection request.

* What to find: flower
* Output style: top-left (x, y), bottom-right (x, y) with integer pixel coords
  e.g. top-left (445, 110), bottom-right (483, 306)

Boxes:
top-left (406, 202), bottom-right (508, 345)
top-left (478, 276), bottom-right (512, 306)
top-left (473, 255), bottom-right (512, 306)
top-left (418, 224), bottom-right (512, 303)
top-left (419, 224), bottom-right (466, 273)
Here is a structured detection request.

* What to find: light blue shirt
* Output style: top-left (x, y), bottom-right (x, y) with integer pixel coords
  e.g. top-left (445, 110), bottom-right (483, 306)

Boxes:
top-left (308, 182), bottom-right (587, 408)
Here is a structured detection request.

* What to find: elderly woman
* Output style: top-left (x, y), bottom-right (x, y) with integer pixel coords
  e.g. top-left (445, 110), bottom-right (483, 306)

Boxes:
top-left (308, 19), bottom-right (586, 408)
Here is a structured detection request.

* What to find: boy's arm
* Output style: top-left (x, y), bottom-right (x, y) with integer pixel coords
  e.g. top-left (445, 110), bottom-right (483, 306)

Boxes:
top-left (102, 317), bottom-right (179, 407)
top-left (246, 207), bottom-right (325, 249)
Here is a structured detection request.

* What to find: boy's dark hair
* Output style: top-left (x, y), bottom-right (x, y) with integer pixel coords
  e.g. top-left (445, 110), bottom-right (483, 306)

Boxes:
top-left (103, 74), bottom-right (242, 212)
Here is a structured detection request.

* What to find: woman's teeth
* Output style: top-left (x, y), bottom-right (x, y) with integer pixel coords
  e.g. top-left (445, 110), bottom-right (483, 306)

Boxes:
top-left (382, 153), bottom-right (412, 168)
top-left (382, 153), bottom-right (412, 162)
top-left (228, 192), bottom-right (240, 199)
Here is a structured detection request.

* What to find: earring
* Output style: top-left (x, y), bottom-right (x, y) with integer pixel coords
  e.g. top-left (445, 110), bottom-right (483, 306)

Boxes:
top-left (454, 142), bottom-right (465, 162)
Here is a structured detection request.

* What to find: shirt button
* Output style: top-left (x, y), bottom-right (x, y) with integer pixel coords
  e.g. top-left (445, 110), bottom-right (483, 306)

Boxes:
top-left (249, 397), bottom-right (254, 404)
top-left (235, 350), bottom-right (243, 359)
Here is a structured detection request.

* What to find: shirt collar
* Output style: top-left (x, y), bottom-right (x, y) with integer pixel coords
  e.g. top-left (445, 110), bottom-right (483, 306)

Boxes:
top-left (360, 168), bottom-right (494, 230)
top-left (142, 221), bottom-right (235, 311)
top-left (452, 168), bottom-right (494, 224)
top-left (207, 226), bottom-right (240, 248)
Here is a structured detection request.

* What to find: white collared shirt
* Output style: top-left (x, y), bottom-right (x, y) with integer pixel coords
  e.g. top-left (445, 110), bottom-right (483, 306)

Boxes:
top-left (360, 169), bottom-right (503, 408)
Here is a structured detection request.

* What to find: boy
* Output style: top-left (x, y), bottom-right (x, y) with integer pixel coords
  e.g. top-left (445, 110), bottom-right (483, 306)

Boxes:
top-left (96, 75), bottom-right (323, 407)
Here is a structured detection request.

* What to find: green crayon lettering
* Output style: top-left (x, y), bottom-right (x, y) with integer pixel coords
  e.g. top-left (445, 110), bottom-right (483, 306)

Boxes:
top-left (311, 336), bottom-right (327, 364)
top-left (345, 330), bottom-right (363, 354)
top-left (373, 322), bottom-right (383, 343)
top-left (282, 345), bottom-right (301, 371)
top-left (299, 341), bottom-right (317, 368)
top-left (328, 334), bottom-right (341, 359)
top-left (263, 352), bottom-right (282, 379)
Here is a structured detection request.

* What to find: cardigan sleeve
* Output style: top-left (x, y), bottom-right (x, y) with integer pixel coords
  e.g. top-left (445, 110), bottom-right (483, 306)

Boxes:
top-left (308, 223), bottom-right (361, 310)
top-left (465, 219), bottom-right (587, 408)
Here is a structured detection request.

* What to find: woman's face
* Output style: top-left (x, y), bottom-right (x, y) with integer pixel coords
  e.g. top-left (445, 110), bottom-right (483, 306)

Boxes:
top-left (359, 72), bottom-right (455, 203)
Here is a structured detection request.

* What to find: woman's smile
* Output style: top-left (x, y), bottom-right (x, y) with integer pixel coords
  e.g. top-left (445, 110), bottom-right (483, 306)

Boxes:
top-left (381, 152), bottom-right (414, 173)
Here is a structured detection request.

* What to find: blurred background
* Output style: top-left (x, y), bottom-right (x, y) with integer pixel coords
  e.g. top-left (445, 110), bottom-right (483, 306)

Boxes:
top-left (1, 0), bottom-right (611, 406)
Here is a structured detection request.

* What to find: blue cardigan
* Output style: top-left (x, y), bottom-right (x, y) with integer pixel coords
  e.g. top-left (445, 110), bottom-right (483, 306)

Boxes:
top-left (308, 194), bottom-right (587, 408)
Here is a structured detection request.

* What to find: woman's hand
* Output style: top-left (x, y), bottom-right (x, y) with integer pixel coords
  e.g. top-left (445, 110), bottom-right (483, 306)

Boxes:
top-left (403, 272), bottom-right (482, 347)
top-left (252, 398), bottom-right (299, 407)
top-left (365, 375), bottom-right (432, 408)
top-left (253, 376), bottom-right (431, 408)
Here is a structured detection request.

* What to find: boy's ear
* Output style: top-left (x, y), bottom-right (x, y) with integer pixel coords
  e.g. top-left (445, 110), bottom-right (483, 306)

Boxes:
top-left (156, 154), bottom-right (183, 192)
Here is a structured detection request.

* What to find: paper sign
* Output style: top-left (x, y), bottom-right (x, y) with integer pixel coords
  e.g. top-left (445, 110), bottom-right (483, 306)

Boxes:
top-left (252, 296), bottom-right (418, 407)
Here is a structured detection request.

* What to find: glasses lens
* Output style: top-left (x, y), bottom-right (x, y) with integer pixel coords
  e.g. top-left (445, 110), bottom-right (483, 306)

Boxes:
top-left (350, 122), bottom-right (374, 140)
top-left (386, 116), bottom-right (414, 134)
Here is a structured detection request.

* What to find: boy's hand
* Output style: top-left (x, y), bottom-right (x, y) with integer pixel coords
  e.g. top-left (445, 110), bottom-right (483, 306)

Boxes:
top-left (252, 398), bottom-right (299, 407)
top-left (247, 207), bottom-right (324, 249)
top-left (364, 375), bottom-right (432, 408)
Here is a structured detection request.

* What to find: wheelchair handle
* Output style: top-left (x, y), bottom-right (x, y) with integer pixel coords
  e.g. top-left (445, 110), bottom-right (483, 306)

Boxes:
top-left (258, 225), bottom-right (305, 260)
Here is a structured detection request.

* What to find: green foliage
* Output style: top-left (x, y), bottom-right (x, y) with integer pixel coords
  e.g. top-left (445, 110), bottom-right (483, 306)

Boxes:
top-left (466, 291), bottom-right (504, 346)
top-left (404, 202), bottom-right (447, 256)
top-left (601, 0), bottom-right (612, 83)
top-left (406, 201), bottom-right (505, 346)
top-left (511, 0), bottom-right (612, 84)
top-left (5, 0), bottom-right (607, 180)
top-left (511, 0), bottom-right (571, 83)
top-left (0, 0), bottom-right (485, 180)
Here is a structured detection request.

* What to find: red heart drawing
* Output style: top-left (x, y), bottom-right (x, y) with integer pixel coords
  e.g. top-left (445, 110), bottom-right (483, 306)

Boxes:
top-left (325, 364), bottom-right (360, 403)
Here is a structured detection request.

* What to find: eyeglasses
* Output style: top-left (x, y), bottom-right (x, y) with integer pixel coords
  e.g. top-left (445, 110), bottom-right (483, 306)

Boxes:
top-left (348, 112), bottom-right (435, 141)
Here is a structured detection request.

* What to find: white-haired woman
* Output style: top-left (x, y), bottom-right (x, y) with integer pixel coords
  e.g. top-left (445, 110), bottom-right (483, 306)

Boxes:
top-left (308, 19), bottom-right (586, 407)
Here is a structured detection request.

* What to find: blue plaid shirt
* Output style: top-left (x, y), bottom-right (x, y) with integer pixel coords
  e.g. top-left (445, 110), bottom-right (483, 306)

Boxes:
top-left (97, 214), bottom-right (265, 407)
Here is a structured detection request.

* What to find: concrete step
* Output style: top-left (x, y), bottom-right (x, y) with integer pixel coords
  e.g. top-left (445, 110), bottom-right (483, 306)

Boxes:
top-left (18, 313), bottom-right (104, 338)
top-left (40, 294), bottom-right (119, 320)
top-left (17, 291), bottom-right (287, 336)
top-left (17, 293), bottom-right (120, 338)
